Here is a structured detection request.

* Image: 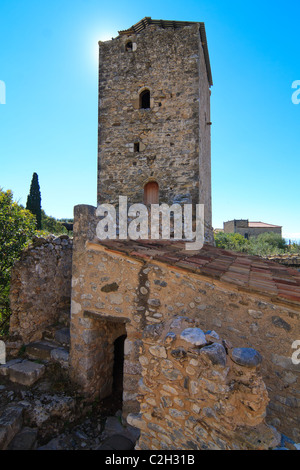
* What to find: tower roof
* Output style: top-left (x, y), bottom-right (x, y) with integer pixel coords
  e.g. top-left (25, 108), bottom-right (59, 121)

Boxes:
top-left (118, 17), bottom-right (213, 87)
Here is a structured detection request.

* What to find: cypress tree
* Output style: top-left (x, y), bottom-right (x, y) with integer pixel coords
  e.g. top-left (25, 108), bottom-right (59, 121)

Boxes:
top-left (26, 172), bottom-right (42, 230)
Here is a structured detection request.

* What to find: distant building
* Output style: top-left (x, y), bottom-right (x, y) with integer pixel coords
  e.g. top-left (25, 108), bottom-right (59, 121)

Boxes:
top-left (223, 219), bottom-right (282, 239)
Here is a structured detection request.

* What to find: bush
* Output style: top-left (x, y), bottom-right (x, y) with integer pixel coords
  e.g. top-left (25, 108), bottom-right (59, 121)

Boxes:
top-left (214, 232), bottom-right (250, 253)
top-left (0, 189), bottom-right (36, 334)
top-left (41, 210), bottom-right (70, 235)
top-left (247, 232), bottom-right (287, 257)
top-left (214, 231), bottom-right (288, 257)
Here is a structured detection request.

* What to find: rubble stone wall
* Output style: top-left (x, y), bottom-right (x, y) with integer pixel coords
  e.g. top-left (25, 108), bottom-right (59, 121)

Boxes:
top-left (9, 236), bottom-right (72, 344)
top-left (98, 23), bottom-right (212, 240)
top-left (70, 205), bottom-right (300, 441)
top-left (127, 317), bottom-right (280, 450)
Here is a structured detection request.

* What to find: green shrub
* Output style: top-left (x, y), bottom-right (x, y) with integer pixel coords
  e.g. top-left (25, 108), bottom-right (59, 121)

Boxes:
top-left (214, 232), bottom-right (250, 253)
top-left (0, 189), bottom-right (36, 334)
top-left (214, 231), bottom-right (289, 257)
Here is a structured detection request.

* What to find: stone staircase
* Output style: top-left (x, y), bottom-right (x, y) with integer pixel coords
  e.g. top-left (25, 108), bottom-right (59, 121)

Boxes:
top-left (0, 325), bottom-right (70, 386)
top-left (25, 326), bottom-right (70, 369)
top-left (0, 324), bottom-right (71, 449)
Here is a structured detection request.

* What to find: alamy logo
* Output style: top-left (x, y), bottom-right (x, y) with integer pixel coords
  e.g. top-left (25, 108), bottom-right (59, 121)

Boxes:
top-left (291, 340), bottom-right (300, 365)
top-left (96, 196), bottom-right (205, 250)
top-left (291, 80), bottom-right (300, 105)
top-left (0, 80), bottom-right (6, 104)
top-left (0, 340), bottom-right (6, 364)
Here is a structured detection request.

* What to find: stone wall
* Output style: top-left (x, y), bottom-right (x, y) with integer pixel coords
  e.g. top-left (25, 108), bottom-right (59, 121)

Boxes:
top-left (9, 235), bottom-right (72, 344)
top-left (70, 205), bottom-right (300, 442)
top-left (268, 254), bottom-right (300, 270)
top-left (223, 220), bottom-right (282, 238)
top-left (127, 317), bottom-right (280, 450)
top-left (237, 226), bottom-right (282, 238)
top-left (98, 22), bottom-right (212, 240)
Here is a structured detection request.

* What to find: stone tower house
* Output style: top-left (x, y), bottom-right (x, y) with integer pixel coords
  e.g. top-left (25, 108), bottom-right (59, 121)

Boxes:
top-left (97, 17), bottom-right (213, 242)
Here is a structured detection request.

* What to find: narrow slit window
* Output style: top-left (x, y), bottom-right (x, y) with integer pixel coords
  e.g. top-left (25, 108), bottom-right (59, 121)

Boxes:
top-left (134, 142), bottom-right (140, 152)
top-left (140, 89), bottom-right (150, 109)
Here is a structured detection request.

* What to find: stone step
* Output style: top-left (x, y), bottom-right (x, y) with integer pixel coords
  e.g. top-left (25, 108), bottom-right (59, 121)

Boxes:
top-left (43, 326), bottom-right (70, 347)
top-left (42, 325), bottom-right (58, 342)
top-left (0, 359), bottom-right (45, 386)
top-left (25, 338), bottom-right (69, 369)
top-left (26, 340), bottom-right (61, 361)
top-left (50, 347), bottom-right (69, 369)
top-left (0, 405), bottom-right (24, 450)
top-left (54, 328), bottom-right (70, 347)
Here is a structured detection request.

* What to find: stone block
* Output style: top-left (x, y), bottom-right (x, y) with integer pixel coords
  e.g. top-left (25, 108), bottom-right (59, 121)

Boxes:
top-left (199, 343), bottom-right (227, 367)
top-left (231, 348), bottom-right (262, 368)
top-left (8, 360), bottom-right (45, 386)
top-left (54, 328), bottom-right (70, 346)
top-left (0, 359), bottom-right (23, 377)
top-left (50, 348), bottom-right (69, 368)
top-left (0, 405), bottom-right (23, 450)
top-left (127, 413), bottom-right (147, 431)
top-left (26, 340), bottom-right (58, 361)
top-left (180, 328), bottom-right (207, 346)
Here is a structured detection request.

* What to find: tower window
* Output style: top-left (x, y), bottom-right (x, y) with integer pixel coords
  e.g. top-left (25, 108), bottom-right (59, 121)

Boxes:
top-left (125, 41), bottom-right (133, 51)
top-left (140, 89), bottom-right (150, 109)
top-left (134, 142), bottom-right (140, 152)
top-left (144, 181), bottom-right (159, 205)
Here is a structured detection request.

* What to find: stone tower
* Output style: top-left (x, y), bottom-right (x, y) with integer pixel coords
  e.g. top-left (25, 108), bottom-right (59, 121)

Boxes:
top-left (97, 17), bottom-right (213, 242)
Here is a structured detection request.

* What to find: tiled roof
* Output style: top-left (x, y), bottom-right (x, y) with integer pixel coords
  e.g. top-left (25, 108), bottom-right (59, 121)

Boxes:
top-left (248, 222), bottom-right (282, 228)
top-left (92, 239), bottom-right (300, 308)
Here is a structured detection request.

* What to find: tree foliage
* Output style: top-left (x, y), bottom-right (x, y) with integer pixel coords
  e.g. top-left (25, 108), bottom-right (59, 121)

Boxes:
top-left (0, 189), bottom-right (36, 334)
top-left (214, 231), bottom-right (291, 257)
top-left (214, 232), bottom-right (249, 253)
top-left (40, 210), bottom-right (71, 235)
top-left (26, 172), bottom-right (42, 230)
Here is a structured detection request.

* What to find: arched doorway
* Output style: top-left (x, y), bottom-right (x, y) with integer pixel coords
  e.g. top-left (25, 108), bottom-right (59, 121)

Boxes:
top-left (144, 181), bottom-right (159, 204)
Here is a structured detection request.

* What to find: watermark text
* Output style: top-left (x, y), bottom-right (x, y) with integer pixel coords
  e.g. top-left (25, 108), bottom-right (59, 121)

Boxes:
top-left (96, 197), bottom-right (204, 250)
top-left (0, 340), bottom-right (6, 364)
top-left (291, 340), bottom-right (300, 365)
top-left (0, 80), bottom-right (6, 104)
top-left (292, 80), bottom-right (300, 105)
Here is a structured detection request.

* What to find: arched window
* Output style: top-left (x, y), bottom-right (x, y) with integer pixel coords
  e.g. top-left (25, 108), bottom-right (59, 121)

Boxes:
top-left (144, 181), bottom-right (159, 205)
top-left (140, 89), bottom-right (150, 109)
top-left (125, 41), bottom-right (133, 52)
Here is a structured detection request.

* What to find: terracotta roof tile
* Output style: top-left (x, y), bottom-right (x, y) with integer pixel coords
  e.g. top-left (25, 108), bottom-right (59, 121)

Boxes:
top-left (95, 239), bottom-right (300, 308)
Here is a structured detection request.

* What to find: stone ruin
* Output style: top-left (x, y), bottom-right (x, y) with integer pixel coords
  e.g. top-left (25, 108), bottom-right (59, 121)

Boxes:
top-left (9, 235), bottom-right (72, 345)
top-left (1, 18), bottom-right (300, 450)
top-left (127, 317), bottom-right (280, 450)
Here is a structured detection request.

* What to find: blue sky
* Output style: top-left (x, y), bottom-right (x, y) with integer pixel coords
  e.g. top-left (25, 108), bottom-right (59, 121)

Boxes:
top-left (0, 0), bottom-right (299, 240)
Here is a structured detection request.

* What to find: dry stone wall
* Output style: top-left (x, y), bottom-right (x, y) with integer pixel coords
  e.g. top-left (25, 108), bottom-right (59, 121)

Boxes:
top-left (70, 205), bottom-right (300, 442)
top-left (127, 316), bottom-right (280, 450)
top-left (98, 23), bottom-right (212, 239)
top-left (9, 235), bottom-right (72, 344)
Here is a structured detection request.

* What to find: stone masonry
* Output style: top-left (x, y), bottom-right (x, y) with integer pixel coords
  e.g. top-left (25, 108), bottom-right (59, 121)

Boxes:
top-left (98, 18), bottom-right (213, 242)
top-left (223, 220), bottom-right (282, 238)
top-left (69, 205), bottom-right (300, 443)
top-left (9, 235), bottom-right (72, 344)
top-left (6, 18), bottom-right (300, 451)
top-left (127, 317), bottom-right (280, 450)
